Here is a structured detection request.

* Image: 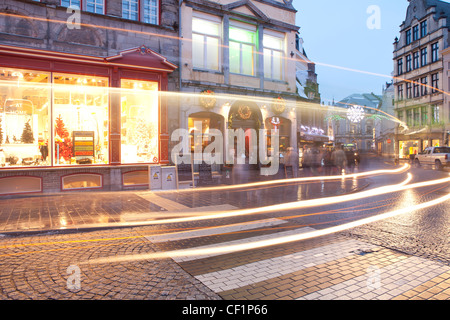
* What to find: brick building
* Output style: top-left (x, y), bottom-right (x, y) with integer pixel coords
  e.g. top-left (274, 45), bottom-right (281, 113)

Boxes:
top-left (0, 0), bottom-right (180, 194)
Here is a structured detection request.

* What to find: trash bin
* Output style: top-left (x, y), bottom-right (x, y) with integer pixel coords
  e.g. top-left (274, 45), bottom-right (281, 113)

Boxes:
top-left (149, 165), bottom-right (161, 190)
top-left (162, 166), bottom-right (177, 190)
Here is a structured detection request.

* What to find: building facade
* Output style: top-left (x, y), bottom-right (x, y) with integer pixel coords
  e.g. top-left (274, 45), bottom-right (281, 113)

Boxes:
top-left (333, 93), bottom-right (382, 152)
top-left (0, 0), bottom-right (179, 194)
top-left (295, 33), bottom-right (327, 149)
top-left (178, 0), bottom-right (300, 171)
top-left (393, 0), bottom-right (450, 159)
top-left (376, 81), bottom-right (396, 157)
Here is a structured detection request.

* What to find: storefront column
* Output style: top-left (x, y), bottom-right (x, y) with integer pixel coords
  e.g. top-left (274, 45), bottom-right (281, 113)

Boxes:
top-left (160, 74), bottom-right (169, 164)
top-left (110, 67), bottom-right (121, 165)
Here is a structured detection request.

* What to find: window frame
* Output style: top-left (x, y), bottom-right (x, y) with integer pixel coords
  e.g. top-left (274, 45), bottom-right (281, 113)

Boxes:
top-left (406, 29), bottom-right (411, 45)
top-left (412, 25), bottom-right (419, 42)
top-left (228, 21), bottom-right (257, 77)
top-left (421, 76), bottom-right (428, 96)
top-left (122, 0), bottom-right (161, 25)
top-left (397, 84), bottom-right (404, 101)
top-left (406, 82), bottom-right (412, 99)
top-left (263, 31), bottom-right (285, 81)
top-left (406, 54), bottom-right (412, 72)
top-left (431, 73), bottom-right (439, 93)
top-left (413, 79), bottom-right (420, 98)
top-left (420, 47), bottom-right (427, 67)
top-left (191, 15), bottom-right (222, 72)
top-left (431, 42), bottom-right (439, 63)
top-left (397, 58), bottom-right (403, 75)
top-left (413, 51), bottom-right (420, 69)
top-left (420, 20), bottom-right (427, 38)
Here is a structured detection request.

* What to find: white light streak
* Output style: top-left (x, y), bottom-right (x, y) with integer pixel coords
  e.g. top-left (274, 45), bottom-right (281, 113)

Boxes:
top-left (83, 188), bottom-right (450, 265)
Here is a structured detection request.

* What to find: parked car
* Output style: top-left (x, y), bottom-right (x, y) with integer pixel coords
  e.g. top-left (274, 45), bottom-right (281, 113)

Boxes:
top-left (414, 146), bottom-right (450, 170)
top-left (343, 144), bottom-right (361, 165)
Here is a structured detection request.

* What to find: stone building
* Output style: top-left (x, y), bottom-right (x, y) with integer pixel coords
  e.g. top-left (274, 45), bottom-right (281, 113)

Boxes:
top-left (177, 0), bottom-right (301, 173)
top-left (333, 93), bottom-right (382, 152)
top-left (393, 0), bottom-right (450, 159)
top-left (0, 0), bottom-right (180, 194)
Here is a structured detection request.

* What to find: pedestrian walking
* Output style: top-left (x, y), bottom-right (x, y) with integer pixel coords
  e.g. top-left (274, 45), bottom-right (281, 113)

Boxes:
top-left (331, 145), bottom-right (347, 174)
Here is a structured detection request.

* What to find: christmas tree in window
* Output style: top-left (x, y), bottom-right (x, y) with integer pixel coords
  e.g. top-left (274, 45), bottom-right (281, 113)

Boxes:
top-left (21, 119), bottom-right (34, 144)
top-left (55, 114), bottom-right (73, 162)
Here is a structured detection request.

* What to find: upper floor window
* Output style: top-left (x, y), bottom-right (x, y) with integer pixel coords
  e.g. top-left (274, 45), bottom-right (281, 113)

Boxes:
top-left (61, 0), bottom-right (81, 8)
top-left (122, 0), bottom-right (139, 20)
top-left (413, 79), bottom-right (420, 98)
top-left (431, 73), bottom-right (439, 93)
top-left (406, 54), bottom-right (412, 72)
top-left (406, 29), bottom-right (411, 45)
top-left (86, 0), bottom-right (104, 14)
top-left (122, 0), bottom-right (159, 24)
top-left (421, 47), bottom-right (427, 67)
top-left (263, 32), bottom-right (284, 80)
top-left (229, 21), bottom-right (257, 76)
top-left (420, 20), bottom-right (427, 38)
top-left (397, 58), bottom-right (403, 75)
top-left (143, 0), bottom-right (159, 25)
top-left (412, 25), bottom-right (419, 42)
top-left (192, 16), bottom-right (221, 71)
top-left (421, 76), bottom-right (428, 96)
top-left (397, 84), bottom-right (404, 100)
top-left (431, 42), bottom-right (439, 63)
top-left (61, 0), bottom-right (104, 14)
top-left (413, 51), bottom-right (420, 69)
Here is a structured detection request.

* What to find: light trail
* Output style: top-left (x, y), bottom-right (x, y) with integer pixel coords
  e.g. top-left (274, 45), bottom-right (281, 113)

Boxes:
top-left (89, 173), bottom-right (415, 228)
top-left (163, 164), bottom-right (410, 193)
top-left (82, 185), bottom-right (450, 265)
top-left (0, 179), bottom-right (447, 258)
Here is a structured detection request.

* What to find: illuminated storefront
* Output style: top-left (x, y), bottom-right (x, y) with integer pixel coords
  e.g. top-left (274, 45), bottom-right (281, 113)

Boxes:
top-left (0, 45), bottom-right (176, 194)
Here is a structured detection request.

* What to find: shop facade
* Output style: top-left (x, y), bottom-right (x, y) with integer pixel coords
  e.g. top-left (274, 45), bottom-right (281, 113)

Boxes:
top-left (0, 44), bottom-right (176, 195)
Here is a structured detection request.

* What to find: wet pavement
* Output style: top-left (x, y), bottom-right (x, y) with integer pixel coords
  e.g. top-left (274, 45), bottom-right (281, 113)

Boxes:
top-left (0, 155), bottom-right (449, 301)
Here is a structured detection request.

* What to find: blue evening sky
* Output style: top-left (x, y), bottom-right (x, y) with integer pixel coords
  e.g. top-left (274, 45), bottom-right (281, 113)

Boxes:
top-left (293, 0), bottom-right (415, 103)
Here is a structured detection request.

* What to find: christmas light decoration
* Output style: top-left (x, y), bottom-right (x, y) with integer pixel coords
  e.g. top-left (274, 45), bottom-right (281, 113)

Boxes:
top-left (347, 105), bottom-right (365, 123)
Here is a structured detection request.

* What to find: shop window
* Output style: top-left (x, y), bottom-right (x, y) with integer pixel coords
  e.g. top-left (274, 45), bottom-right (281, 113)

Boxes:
top-left (53, 74), bottom-right (109, 165)
top-left (265, 117), bottom-right (291, 153)
top-left (0, 68), bottom-right (50, 167)
top-left (120, 79), bottom-right (159, 164)
top-left (123, 170), bottom-right (149, 186)
top-left (0, 176), bottom-right (42, 195)
top-left (188, 112), bottom-right (223, 154)
top-left (62, 173), bottom-right (102, 190)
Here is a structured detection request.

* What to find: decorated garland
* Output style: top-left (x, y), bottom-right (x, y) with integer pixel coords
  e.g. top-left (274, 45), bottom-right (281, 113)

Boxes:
top-left (199, 89), bottom-right (217, 110)
top-left (237, 105), bottom-right (252, 120)
top-left (271, 96), bottom-right (286, 115)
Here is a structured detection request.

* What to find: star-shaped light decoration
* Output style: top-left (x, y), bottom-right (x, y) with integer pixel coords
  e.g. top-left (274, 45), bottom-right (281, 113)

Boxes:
top-left (347, 105), bottom-right (365, 123)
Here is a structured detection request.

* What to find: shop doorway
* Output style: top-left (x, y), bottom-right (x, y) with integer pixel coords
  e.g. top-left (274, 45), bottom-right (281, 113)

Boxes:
top-left (227, 101), bottom-right (262, 167)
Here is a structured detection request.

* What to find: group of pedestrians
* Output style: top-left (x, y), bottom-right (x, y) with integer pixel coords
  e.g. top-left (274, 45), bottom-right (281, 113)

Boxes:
top-left (301, 145), bottom-right (351, 176)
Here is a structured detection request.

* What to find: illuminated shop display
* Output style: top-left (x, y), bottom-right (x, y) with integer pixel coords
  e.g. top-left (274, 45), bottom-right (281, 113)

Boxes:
top-left (53, 74), bottom-right (109, 165)
top-left (120, 79), bottom-right (159, 164)
top-left (0, 68), bottom-right (50, 167)
top-left (0, 69), bottom-right (161, 167)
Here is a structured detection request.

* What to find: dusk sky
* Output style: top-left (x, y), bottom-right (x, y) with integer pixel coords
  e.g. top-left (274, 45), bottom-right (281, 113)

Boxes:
top-left (293, 0), bottom-right (415, 104)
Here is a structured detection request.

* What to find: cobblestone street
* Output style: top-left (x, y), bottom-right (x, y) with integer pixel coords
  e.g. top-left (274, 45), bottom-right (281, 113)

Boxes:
top-left (0, 159), bottom-right (448, 302)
